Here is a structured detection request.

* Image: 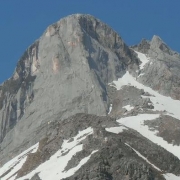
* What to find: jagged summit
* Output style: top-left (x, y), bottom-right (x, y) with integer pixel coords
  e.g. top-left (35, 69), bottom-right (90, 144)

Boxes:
top-left (151, 35), bottom-right (163, 44)
top-left (132, 34), bottom-right (180, 59)
top-left (150, 35), bottom-right (173, 55)
top-left (57, 13), bottom-right (100, 21)
top-left (131, 35), bottom-right (166, 52)
top-left (43, 13), bottom-right (125, 52)
top-left (131, 34), bottom-right (180, 100)
top-left (131, 38), bottom-right (150, 54)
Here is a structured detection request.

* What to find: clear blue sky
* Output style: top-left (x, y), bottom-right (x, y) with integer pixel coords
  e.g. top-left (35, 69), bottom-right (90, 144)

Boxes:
top-left (0, 0), bottom-right (179, 83)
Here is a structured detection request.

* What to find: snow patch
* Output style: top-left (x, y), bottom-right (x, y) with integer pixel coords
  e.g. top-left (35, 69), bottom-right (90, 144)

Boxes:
top-left (62, 150), bottom-right (98, 179)
top-left (16, 127), bottom-right (96, 180)
top-left (135, 51), bottom-right (150, 69)
top-left (138, 73), bottom-right (144, 77)
top-left (108, 104), bottom-right (112, 114)
top-left (105, 126), bottom-right (127, 134)
top-left (163, 173), bottom-right (180, 180)
top-left (0, 143), bottom-right (39, 180)
top-left (111, 71), bottom-right (180, 120)
top-left (123, 105), bottom-right (134, 111)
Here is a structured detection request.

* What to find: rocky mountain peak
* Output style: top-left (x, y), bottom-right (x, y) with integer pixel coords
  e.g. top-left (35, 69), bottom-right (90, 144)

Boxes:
top-left (0, 14), bottom-right (139, 164)
top-left (132, 34), bottom-right (180, 61)
top-left (150, 35), bottom-right (172, 55)
top-left (130, 38), bottom-right (150, 54)
top-left (131, 34), bottom-right (180, 101)
top-left (0, 14), bottom-right (180, 180)
top-left (150, 35), bottom-right (164, 47)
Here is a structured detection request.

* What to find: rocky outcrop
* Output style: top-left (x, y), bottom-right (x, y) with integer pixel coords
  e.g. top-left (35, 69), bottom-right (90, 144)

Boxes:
top-left (132, 35), bottom-right (180, 100)
top-left (109, 86), bottom-right (154, 118)
top-left (120, 130), bottom-right (180, 175)
top-left (30, 174), bottom-right (41, 180)
top-left (0, 41), bottom-right (38, 142)
top-left (144, 115), bottom-right (180, 146)
top-left (14, 113), bottom-right (180, 180)
top-left (131, 39), bottom-right (150, 54)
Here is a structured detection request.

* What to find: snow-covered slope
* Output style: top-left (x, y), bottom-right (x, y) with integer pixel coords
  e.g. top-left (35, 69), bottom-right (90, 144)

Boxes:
top-left (107, 50), bottom-right (180, 179)
top-left (111, 71), bottom-right (180, 120)
top-left (17, 127), bottom-right (97, 180)
top-left (0, 143), bottom-right (39, 180)
top-left (117, 114), bottom-right (180, 159)
top-left (1, 111), bottom-right (180, 180)
top-left (135, 51), bottom-right (150, 70)
top-left (163, 173), bottom-right (180, 180)
top-left (0, 127), bottom-right (98, 180)
top-left (110, 52), bottom-right (180, 156)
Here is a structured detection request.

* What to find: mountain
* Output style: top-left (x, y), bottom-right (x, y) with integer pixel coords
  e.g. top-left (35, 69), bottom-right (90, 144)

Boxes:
top-left (0, 14), bottom-right (180, 180)
top-left (132, 35), bottom-right (180, 99)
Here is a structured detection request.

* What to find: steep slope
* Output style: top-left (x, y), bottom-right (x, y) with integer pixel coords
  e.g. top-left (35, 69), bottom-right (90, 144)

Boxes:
top-left (108, 53), bottom-right (180, 179)
top-left (132, 36), bottom-right (180, 100)
top-left (0, 14), bottom-right (139, 164)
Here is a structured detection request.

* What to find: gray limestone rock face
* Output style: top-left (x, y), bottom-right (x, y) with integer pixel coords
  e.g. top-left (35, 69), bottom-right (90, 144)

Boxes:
top-left (138, 58), bottom-right (180, 99)
top-left (0, 41), bottom-right (38, 144)
top-left (149, 35), bottom-right (180, 59)
top-left (131, 39), bottom-right (150, 54)
top-left (108, 86), bottom-right (154, 118)
top-left (0, 14), bottom-right (139, 163)
top-left (132, 35), bottom-right (180, 100)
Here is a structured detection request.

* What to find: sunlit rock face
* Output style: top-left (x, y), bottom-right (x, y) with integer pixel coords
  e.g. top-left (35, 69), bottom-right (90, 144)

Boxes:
top-left (132, 35), bottom-right (180, 100)
top-left (0, 14), bottom-right (139, 163)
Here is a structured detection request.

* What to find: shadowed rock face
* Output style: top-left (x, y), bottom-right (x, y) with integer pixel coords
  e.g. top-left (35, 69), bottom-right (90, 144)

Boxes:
top-left (0, 14), bottom-right (139, 163)
top-left (0, 41), bottom-right (38, 142)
